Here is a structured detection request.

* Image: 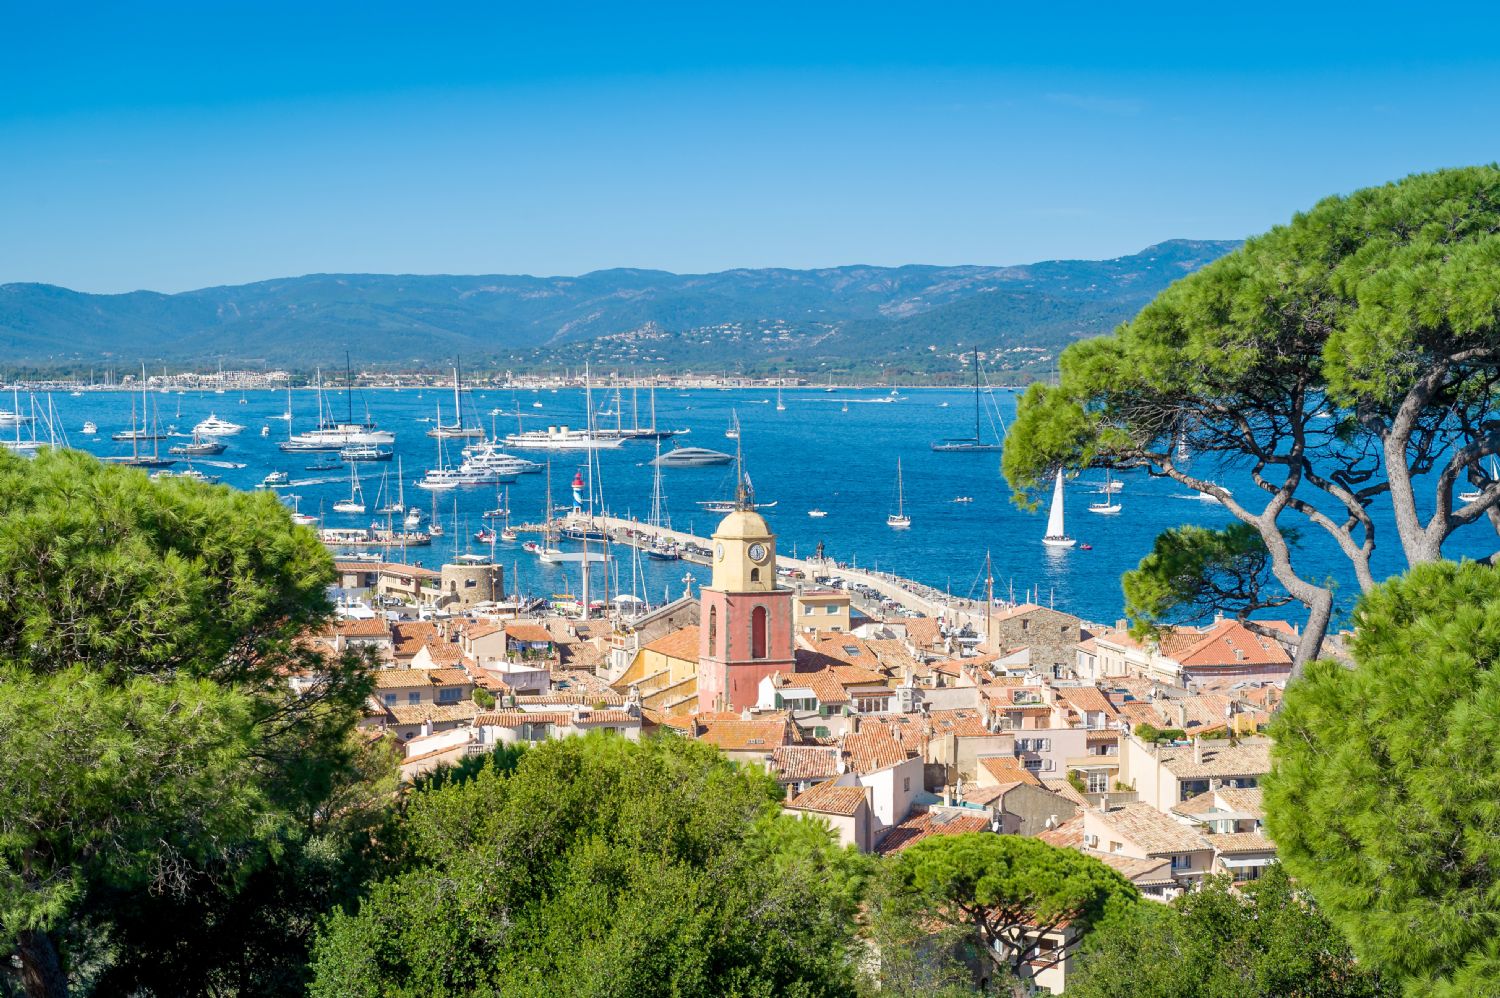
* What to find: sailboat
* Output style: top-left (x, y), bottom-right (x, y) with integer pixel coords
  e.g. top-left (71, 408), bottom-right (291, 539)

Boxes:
top-left (776, 387), bottom-right (786, 412)
top-left (1042, 470), bottom-right (1076, 546)
top-left (932, 347), bottom-right (1003, 452)
top-left (428, 360), bottom-right (484, 438)
top-left (1088, 470), bottom-right (1123, 514)
top-left (725, 409), bottom-right (741, 440)
top-left (887, 459), bottom-right (912, 528)
top-left (1458, 457), bottom-right (1500, 502)
top-left (333, 462), bottom-right (366, 514)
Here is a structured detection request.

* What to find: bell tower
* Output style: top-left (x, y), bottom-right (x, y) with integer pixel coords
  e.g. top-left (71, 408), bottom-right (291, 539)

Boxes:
top-left (697, 504), bottom-right (794, 712)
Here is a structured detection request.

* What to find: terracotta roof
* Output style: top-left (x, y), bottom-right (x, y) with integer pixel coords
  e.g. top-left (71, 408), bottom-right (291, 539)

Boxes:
top-left (384, 701), bottom-right (480, 725)
top-left (771, 745), bottom-right (842, 782)
top-left (333, 559), bottom-right (440, 578)
top-left (980, 756), bottom-right (1042, 787)
top-left (1098, 802), bottom-right (1211, 855)
top-left (551, 669), bottom-right (616, 695)
top-left (517, 692), bottom-right (627, 706)
top-left (808, 635), bottom-right (879, 666)
top-left (422, 642), bottom-right (466, 664)
top-left (1037, 813), bottom-right (1085, 848)
top-left (335, 617), bottom-right (390, 638)
top-left (505, 624), bottom-right (557, 645)
top-left (926, 708), bottom-right (994, 738)
top-left (830, 664), bottom-right (891, 687)
top-left (786, 780), bottom-right (869, 817)
top-left (1155, 739), bottom-right (1272, 779)
top-left (428, 668), bottom-right (474, 685)
top-left (1117, 701), bottom-right (1169, 729)
top-left (642, 624), bottom-right (701, 661)
top-left (462, 622), bottom-right (503, 639)
top-left (694, 716), bottom-right (793, 752)
top-left (961, 783), bottom-right (1013, 806)
top-left (841, 729), bottom-right (910, 774)
top-left (1213, 787), bottom-right (1264, 814)
top-left (1057, 685), bottom-right (1116, 716)
top-left (391, 621), bottom-right (440, 658)
top-left (1158, 619), bottom-right (1293, 668)
top-left (875, 807), bottom-right (991, 854)
top-left (475, 710), bottom-right (571, 727)
top-left (1092, 854), bottom-right (1177, 884)
top-left (373, 668), bottom-right (468, 690)
top-left (902, 617), bottom-right (941, 648)
top-left (1205, 831), bottom-right (1276, 854)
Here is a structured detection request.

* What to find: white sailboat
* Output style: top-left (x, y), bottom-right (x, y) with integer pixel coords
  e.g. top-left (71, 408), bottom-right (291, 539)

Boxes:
top-left (1088, 470), bottom-right (1122, 514)
top-left (1042, 470), bottom-right (1076, 546)
top-left (1459, 458), bottom-right (1500, 502)
top-left (332, 462), bottom-right (366, 514)
top-left (725, 409), bottom-right (741, 440)
top-left (775, 388), bottom-right (786, 412)
top-left (887, 459), bottom-right (912, 528)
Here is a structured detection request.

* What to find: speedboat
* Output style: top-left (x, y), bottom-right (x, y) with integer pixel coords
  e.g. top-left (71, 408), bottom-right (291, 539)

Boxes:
top-left (194, 413), bottom-right (244, 437)
top-left (953, 496), bottom-right (973, 503)
top-left (81, 421), bottom-right (98, 435)
top-left (808, 509), bottom-right (828, 518)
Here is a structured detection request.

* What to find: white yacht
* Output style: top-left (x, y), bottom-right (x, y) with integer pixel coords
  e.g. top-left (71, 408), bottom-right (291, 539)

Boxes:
top-left (194, 413), bottom-right (244, 437)
top-left (332, 463), bottom-right (367, 513)
top-left (502, 425), bottom-right (623, 451)
top-left (260, 470), bottom-right (290, 488)
top-left (651, 446), bottom-right (733, 467)
top-left (81, 421), bottom-right (98, 435)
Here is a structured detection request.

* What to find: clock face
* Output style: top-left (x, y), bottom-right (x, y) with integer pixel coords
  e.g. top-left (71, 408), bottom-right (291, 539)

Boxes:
top-left (715, 542), bottom-right (725, 561)
top-left (748, 543), bottom-right (768, 563)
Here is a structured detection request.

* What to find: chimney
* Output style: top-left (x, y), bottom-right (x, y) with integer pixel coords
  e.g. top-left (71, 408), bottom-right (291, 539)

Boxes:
top-left (1193, 737), bottom-right (1203, 765)
top-left (1100, 794), bottom-right (1109, 812)
top-left (942, 785), bottom-right (953, 807)
top-left (420, 718), bottom-right (434, 737)
top-left (1177, 703), bottom-right (1188, 728)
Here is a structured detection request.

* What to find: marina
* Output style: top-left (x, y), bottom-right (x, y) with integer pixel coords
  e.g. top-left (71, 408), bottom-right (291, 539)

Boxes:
top-left (1, 381), bottom-right (1458, 626)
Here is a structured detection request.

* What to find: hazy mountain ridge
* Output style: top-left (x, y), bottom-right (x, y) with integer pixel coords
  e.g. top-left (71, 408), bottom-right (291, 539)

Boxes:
top-left (0, 239), bottom-right (1239, 372)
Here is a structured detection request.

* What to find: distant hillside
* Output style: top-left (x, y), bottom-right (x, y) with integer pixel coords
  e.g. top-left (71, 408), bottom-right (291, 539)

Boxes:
top-left (0, 240), bottom-right (1240, 377)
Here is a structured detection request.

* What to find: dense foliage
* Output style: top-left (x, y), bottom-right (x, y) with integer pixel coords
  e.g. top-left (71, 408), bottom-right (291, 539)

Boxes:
top-left (1003, 166), bottom-right (1500, 669)
top-left (310, 733), bottom-right (870, 998)
top-left (1267, 560), bottom-right (1500, 995)
top-left (0, 448), bottom-right (377, 998)
top-left (882, 834), bottom-right (1137, 984)
top-left (1068, 867), bottom-right (1390, 998)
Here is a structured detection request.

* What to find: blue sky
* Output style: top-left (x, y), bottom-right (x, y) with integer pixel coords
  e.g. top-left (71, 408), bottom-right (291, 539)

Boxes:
top-left (3, 2), bottom-right (1498, 293)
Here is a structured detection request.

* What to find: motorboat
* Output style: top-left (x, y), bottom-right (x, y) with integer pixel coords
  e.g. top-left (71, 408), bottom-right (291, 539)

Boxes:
top-left (651, 446), bottom-right (733, 467)
top-left (151, 468), bottom-right (220, 485)
top-left (808, 509), bottom-right (828, 518)
top-left (81, 421), bottom-right (98, 435)
top-left (339, 444), bottom-right (393, 462)
top-left (168, 432), bottom-right (227, 457)
top-left (194, 413), bottom-right (244, 437)
top-left (260, 471), bottom-right (290, 488)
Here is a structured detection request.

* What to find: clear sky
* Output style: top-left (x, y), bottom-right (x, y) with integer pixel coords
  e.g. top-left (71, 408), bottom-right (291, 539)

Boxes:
top-left (3, 1), bottom-right (1498, 293)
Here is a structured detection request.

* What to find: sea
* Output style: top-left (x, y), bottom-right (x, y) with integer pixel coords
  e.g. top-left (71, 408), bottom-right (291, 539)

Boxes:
top-left (34, 384), bottom-right (1495, 628)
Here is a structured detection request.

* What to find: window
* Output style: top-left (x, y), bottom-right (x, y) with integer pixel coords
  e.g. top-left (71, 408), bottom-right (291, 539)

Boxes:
top-left (903, 777), bottom-right (911, 792)
top-left (707, 606), bottom-right (718, 656)
top-left (408, 692), bottom-right (420, 705)
top-left (383, 693), bottom-right (396, 706)
top-left (751, 605), bottom-right (768, 659)
top-left (1087, 772), bottom-right (1109, 793)
top-left (827, 605), bottom-right (839, 614)
top-left (438, 687), bottom-right (462, 704)
top-left (1170, 854), bottom-right (1191, 871)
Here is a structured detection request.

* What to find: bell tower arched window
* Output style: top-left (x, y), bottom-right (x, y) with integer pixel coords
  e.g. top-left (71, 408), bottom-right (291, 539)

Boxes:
top-left (751, 605), bottom-right (768, 659)
top-left (708, 606), bottom-right (718, 657)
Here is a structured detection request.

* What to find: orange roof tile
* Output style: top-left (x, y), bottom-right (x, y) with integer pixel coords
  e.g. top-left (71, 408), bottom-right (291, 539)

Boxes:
top-left (643, 624), bottom-right (701, 661)
top-left (504, 624), bottom-right (556, 645)
top-left (786, 780), bottom-right (869, 817)
top-left (841, 729), bottom-right (910, 774)
top-left (980, 755), bottom-right (1042, 786)
top-left (771, 745), bottom-right (842, 782)
top-left (875, 807), bottom-right (991, 854)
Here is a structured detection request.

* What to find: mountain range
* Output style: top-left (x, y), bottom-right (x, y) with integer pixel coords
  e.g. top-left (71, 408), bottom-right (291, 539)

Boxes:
top-left (0, 239), bottom-right (1239, 377)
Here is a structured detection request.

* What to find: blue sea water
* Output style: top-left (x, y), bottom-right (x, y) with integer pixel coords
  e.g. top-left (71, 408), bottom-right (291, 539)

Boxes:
top-left (40, 384), bottom-right (1497, 627)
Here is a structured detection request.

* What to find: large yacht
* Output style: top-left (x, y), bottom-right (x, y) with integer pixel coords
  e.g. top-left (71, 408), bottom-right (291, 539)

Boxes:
top-left (502, 425), bottom-right (623, 451)
top-left (194, 413), bottom-right (245, 437)
top-left (651, 446), bottom-right (733, 467)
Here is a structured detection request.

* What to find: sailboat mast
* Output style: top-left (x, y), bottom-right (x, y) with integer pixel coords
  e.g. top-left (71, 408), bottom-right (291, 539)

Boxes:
top-left (452, 361), bottom-right (462, 431)
top-left (973, 347), bottom-right (981, 442)
top-left (345, 352), bottom-right (353, 425)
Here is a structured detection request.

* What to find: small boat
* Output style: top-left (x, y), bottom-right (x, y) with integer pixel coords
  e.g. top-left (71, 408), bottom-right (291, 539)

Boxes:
top-left (306, 458), bottom-right (341, 471)
top-left (482, 505), bottom-right (509, 519)
top-left (725, 409), bottom-right (741, 440)
top-left (532, 401), bottom-right (544, 408)
top-left (887, 459), bottom-right (912, 528)
top-left (1042, 470), bottom-right (1076, 547)
top-left (475, 528), bottom-right (497, 544)
top-left (1459, 458), bottom-right (1499, 502)
top-left (404, 508), bottom-right (424, 528)
top-left (932, 348), bottom-right (1002, 452)
top-left (260, 425), bottom-right (270, 437)
top-left (81, 421), bottom-right (97, 435)
top-left (261, 471), bottom-right (290, 487)
top-left (776, 388), bottom-right (786, 412)
top-left (1079, 543), bottom-right (1094, 550)
top-left (1194, 487), bottom-right (1233, 503)
top-left (332, 463), bottom-right (367, 514)
top-left (646, 546), bottom-right (680, 561)
top-left (953, 496), bottom-right (973, 504)
top-left (168, 431), bottom-right (227, 457)
top-left (500, 527), bottom-right (518, 543)
top-left (808, 509), bottom-right (828, 518)
top-left (339, 444), bottom-right (393, 462)
top-left (1088, 470), bottom-right (1122, 514)
top-left (523, 540), bottom-right (541, 554)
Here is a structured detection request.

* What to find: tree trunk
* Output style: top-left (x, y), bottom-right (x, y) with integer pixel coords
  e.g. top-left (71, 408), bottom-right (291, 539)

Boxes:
top-left (1291, 592), bottom-right (1333, 680)
top-left (16, 928), bottom-right (68, 998)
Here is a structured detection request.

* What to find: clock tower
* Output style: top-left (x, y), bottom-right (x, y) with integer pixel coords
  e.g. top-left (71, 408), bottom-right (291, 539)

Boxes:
top-left (697, 505), bottom-right (795, 712)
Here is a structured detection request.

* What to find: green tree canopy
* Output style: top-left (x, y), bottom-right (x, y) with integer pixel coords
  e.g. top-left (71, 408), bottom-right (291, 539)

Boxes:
top-left (884, 833), bottom-right (1136, 987)
top-left (1266, 560), bottom-right (1500, 995)
top-left (1002, 166), bottom-right (1500, 668)
top-left (1067, 867), bottom-right (1390, 998)
top-left (310, 732), bottom-right (870, 998)
top-left (0, 449), bottom-right (377, 998)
